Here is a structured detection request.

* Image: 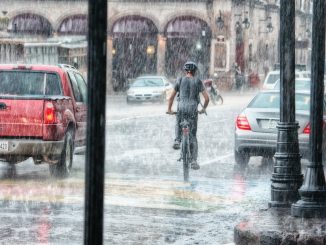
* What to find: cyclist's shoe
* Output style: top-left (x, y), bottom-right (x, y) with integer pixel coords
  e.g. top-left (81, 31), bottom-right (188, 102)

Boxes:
top-left (191, 160), bottom-right (200, 170)
top-left (173, 140), bottom-right (180, 150)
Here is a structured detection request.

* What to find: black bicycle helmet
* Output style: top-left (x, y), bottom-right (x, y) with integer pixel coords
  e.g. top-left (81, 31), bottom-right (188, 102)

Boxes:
top-left (183, 61), bottom-right (198, 72)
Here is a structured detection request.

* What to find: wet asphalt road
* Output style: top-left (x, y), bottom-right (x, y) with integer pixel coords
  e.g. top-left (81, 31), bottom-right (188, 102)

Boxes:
top-left (0, 91), bottom-right (278, 244)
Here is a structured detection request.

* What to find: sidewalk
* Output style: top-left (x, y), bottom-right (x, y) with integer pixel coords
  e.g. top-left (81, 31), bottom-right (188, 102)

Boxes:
top-left (234, 207), bottom-right (326, 244)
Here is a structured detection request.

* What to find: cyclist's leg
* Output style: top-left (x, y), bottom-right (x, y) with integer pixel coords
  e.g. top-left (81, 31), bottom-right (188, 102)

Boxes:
top-left (175, 112), bottom-right (182, 142)
top-left (173, 112), bottom-right (182, 149)
top-left (188, 115), bottom-right (200, 170)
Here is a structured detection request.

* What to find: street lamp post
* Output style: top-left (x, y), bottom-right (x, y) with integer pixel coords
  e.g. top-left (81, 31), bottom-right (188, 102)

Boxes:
top-left (269, 0), bottom-right (303, 208)
top-left (234, 12), bottom-right (250, 30)
top-left (292, 0), bottom-right (326, 218)
top-left (216, 10), bottom-right (224, 30)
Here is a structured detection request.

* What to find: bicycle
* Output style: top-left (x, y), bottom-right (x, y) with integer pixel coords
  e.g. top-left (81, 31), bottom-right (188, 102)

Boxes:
top-left (167, 111), bottom-right (204, 182)
top-left (179, 118), bottom-right (191, 181)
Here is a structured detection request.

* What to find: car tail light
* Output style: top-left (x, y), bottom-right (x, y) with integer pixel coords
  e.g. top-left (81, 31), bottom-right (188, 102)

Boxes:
top-left (236, 114), bottom-right (251, 130)
top-left (303, 123), bottom-right (310, 134)
top-left (44, 102), bottom-right (56, 124)
top-left (303, 121), bottom-right (326, 134)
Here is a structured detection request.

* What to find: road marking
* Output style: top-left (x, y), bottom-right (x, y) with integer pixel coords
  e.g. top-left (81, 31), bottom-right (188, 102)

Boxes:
top-left (0, 177), bottom-right (241, 211)
top-left (200, 152), bottom-right (233, 166)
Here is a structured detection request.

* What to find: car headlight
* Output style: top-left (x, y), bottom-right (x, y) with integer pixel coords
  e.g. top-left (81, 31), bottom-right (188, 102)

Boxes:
top-left (127, 91), bottom-right (135, 95)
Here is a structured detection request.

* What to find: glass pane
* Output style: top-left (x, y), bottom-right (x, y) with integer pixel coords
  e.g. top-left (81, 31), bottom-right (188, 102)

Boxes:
top-left (0, 1), bottom-right (87, 244)
top-left (0, 0), bottom-right (318, 244)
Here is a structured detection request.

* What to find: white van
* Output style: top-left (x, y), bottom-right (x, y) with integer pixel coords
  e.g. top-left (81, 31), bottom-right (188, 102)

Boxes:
top-left (262, 71), bottom-right (280, 89)
top-left (262, 70), bottom-right (305, 89)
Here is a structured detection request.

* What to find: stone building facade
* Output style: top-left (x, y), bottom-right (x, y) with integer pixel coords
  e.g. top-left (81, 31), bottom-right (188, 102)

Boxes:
top-left (0, 0), bottom-right (313, 92)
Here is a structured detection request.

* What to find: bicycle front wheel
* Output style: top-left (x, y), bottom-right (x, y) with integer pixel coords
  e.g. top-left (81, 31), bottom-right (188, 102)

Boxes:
top-left (182, 135), bottom-right (190, 182)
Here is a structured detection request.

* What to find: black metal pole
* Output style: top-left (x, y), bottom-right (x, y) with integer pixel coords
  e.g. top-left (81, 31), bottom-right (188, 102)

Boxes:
top-left (269, 0), bottom-right (303, 208)
top-left (84, 0), bottom-right (107, 244)
top-left (292, 0), bottom-right (326, 218)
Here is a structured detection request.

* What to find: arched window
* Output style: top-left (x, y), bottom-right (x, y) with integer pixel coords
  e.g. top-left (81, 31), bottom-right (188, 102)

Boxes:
top-left (111, 16), bottom-right (158, 91)
top-left (165, 16), bottom-right (211, 38)
top-left (112, 15), bottom-right (158, 38)
top-left (8, 13), bottom-right (52, 35)
top-left (164, 16), bottom-right (212, 78)
top-left (58, 15), bottom-right (87, 35)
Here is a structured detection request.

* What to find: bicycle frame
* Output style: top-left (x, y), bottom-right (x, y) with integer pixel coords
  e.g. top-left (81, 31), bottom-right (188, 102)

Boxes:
top-left (180, 119), bottom-right (191, 181)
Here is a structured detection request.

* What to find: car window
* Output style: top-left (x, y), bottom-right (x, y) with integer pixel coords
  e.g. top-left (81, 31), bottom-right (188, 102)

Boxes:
top-left (73, 72), bottom-right (88, 103)
top-left (45, 73), bottom-right (62, 95)
top-left (0, 71), bottom-right (61, 96)
top-left (68, 71), bottom-right (82, 102)
top-left (265, 74), bottom-right (279, 84)
top-left (249, 93), bottom-right (280, 108)
top-left (131, 78), bottom-right (164, 87)
top-left (248, 92), bottom-right (310, 111)
top-left (296, 79), bottom-right (310, 90)
top-left (273, 79), bottom-right (311, 90)
top-left (0, 71), bottom-right (43, 95)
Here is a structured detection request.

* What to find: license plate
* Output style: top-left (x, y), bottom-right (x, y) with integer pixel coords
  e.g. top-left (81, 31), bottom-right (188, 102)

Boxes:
top-left (260, 120), bottom-right (278, 129)
top-left (0, 141), bottom-right (9, 152)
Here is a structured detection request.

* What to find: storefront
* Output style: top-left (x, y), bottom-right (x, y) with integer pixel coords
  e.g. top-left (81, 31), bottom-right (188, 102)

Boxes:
top-left (111, 15), bottom-right (158, 91)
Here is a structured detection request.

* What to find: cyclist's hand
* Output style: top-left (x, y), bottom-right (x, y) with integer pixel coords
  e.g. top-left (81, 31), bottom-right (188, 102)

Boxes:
top-left (198, 108), bottom-right (206, 114)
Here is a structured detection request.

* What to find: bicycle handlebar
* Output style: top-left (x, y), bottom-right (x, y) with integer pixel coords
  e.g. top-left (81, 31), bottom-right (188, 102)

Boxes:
top-left (166, 110), bottom-right (206, 115)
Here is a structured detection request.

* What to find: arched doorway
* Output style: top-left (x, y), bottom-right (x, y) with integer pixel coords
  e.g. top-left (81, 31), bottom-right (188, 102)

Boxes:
top-left (8, 13), bottom-right (52, 36)
top-left (111, 16), bottom-right (158, 92)
top-left (58, 15), bottom-right (88, 35)
top-left (164, 16), bottom-right (211, 79)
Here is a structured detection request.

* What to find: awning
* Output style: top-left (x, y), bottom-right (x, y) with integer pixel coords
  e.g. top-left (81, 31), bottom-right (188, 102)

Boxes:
top-left (8, 13), bottom-right (52, 35)
top-left (112, 16), bottom-right (158, 38)
top-left (165, 16), bottom-right (211, 38)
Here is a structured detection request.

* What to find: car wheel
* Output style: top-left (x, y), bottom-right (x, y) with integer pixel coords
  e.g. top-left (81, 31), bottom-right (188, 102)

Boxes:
top-left (49, 130), bottom-right (74, 178)
top-left (234, 150), bottom-right (250, 166)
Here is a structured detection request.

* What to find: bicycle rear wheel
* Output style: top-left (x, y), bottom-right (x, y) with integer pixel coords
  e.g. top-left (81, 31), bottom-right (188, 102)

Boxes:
top-left (182, 135), bottom-right (190, 182)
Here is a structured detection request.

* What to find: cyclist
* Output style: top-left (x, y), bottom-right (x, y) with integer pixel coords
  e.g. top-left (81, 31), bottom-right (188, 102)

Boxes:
top-left (166, 61), bottom-right (209, 170)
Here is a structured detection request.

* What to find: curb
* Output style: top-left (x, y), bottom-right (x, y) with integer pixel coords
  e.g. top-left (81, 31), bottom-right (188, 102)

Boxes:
top-left (234, 208), bottom-right (326, 244)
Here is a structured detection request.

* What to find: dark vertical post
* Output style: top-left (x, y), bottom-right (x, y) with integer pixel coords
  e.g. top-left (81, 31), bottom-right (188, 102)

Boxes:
top-left (269, 0), bottom-right (303, 207)
top-left (292, 0), bottom-right (326, 218)
top-left (84, 0), bottom-right (107, 244)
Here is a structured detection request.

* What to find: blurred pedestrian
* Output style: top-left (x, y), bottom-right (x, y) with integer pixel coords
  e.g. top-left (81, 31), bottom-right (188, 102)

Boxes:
top-left (234, 63), bottom-right (243, 91)
top-left (248, 69), bottom-right (261, 90)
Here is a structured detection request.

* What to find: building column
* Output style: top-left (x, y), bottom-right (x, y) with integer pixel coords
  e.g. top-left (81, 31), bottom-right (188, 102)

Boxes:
top-left (157, 34), bottom-right (166, 75)
top-left (210, 38), bottom-right (216, 76)
top-left (6, 44), bottom-right (10, 62)
top-left (0, 44), bottom-right (4, 63)
top-left (107, 35), bottom-right (113, 94)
